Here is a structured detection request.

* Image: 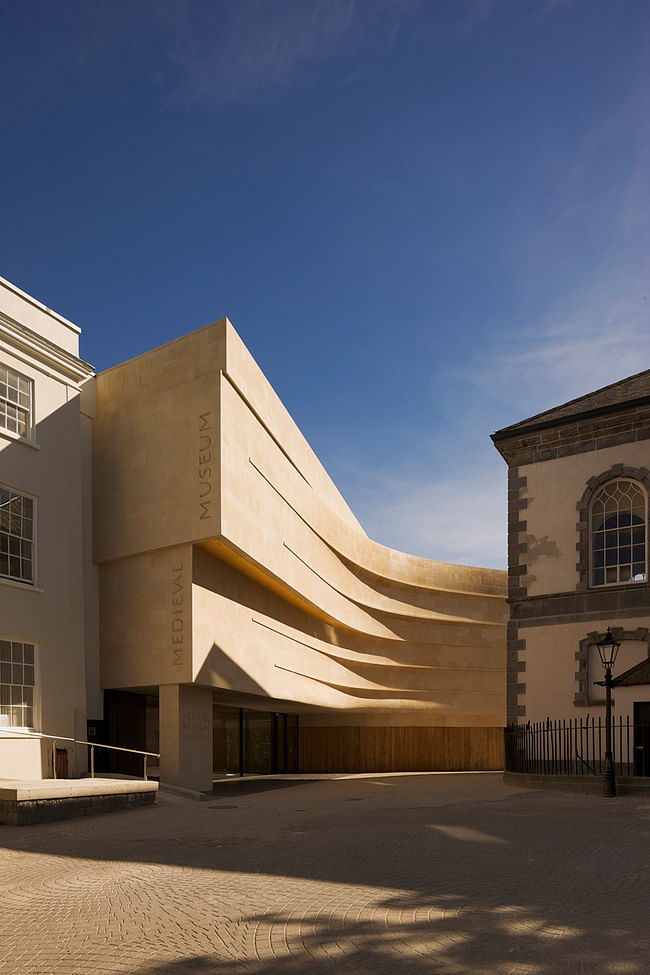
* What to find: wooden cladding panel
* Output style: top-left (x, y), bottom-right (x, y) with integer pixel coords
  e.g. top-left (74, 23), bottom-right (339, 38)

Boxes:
top-left (299, 726), bottom-right (504, 773)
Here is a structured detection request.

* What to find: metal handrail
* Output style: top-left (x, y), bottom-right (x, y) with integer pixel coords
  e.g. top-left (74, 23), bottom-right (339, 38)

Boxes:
top-left (0, 727), bottom-right (159, 781)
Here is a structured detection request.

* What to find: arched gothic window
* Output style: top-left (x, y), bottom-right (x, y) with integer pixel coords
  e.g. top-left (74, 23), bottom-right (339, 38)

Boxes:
top-left (590, 479), bottom-right (647, 586)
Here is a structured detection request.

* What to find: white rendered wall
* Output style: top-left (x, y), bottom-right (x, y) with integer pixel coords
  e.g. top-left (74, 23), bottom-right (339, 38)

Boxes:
top-left (0, 278), bottom-right (95, 778)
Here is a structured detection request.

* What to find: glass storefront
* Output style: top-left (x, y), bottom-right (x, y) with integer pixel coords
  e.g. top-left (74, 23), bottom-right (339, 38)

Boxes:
top-left (213, 703), bottom-right (299, 775)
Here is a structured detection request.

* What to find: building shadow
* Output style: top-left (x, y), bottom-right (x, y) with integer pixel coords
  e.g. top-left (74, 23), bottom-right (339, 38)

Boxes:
top-left (128, 888), bottom-right (647, 975)
top-left (0, 781), bottom-right (647, 973)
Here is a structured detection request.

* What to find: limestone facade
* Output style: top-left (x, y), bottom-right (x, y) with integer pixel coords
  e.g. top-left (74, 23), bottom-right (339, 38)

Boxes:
top-left (93, 319), bottom-right (507, 790)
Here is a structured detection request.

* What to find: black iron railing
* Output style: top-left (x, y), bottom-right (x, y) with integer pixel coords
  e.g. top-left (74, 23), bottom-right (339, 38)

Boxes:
top-left (505, 716), bottom-right (649, 778)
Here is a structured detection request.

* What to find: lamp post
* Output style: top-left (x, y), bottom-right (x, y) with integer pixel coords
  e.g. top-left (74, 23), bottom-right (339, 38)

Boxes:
top-left (593, 626), bottom-right (620, 798)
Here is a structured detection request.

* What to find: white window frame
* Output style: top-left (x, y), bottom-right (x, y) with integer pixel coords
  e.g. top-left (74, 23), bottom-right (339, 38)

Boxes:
top-left (0, 638), bottom-right (38, 731)
top-left (0, 485), bottom-right (36, 587)
top-left (589, 478), bottom-right (648, 588)
top-left (0, 362), bottom-right (34, 442)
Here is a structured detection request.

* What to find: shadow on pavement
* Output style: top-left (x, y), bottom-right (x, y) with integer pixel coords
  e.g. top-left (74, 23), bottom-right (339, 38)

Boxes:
top-left (130, 897), bottom-right (648, 975)
top-left (1, 776), bottom-right (648, 974)
top-left (209, 777), bottom-right (323, 798)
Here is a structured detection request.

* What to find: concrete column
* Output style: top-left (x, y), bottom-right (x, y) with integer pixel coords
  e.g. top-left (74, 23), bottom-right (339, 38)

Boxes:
top-left (159, 684), bottom-right (213, 792)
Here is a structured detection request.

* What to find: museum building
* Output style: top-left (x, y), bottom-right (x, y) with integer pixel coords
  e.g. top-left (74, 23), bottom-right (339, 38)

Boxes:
top-left (1, 278), bottom-right (507, 790)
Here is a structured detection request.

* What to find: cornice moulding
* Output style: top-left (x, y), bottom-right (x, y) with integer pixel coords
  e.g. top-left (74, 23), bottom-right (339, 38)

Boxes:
top-left (0, 274), bottom-right (80, 334)
top-left (0, 313), bottom-right (95, 386)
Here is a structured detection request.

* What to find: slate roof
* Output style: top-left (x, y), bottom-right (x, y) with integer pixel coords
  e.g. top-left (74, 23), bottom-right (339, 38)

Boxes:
top-left (492, 369), bottom-right (650, 440)
top-left (613, 655), bottom-right (650, 687)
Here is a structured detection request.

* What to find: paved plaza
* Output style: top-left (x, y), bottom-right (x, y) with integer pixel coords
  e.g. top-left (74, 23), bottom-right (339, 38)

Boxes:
top-left (0, 772), bottom-right (648, 975)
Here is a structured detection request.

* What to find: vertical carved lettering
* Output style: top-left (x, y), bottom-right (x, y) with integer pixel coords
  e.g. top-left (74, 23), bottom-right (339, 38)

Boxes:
top-left (198, 412), bottom-right (213, 519)
top-left (171, 562), bottom-right (184, 666)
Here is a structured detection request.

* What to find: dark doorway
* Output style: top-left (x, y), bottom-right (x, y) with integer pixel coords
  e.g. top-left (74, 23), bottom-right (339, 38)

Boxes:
top-left (285, 714), bottom-right (299, 773)
top-left (86, 718), bottom-right (109, 774)
top-left (55, 747), bottom-right (68, 779)
top-left (104, 690), bottom-right (147, 776)
top-left (634, 702), bottom-right (650, 776)
top-left (213, 704), bottom-right (299, 775)
top-left (213, 705), bottom-right (243, 774)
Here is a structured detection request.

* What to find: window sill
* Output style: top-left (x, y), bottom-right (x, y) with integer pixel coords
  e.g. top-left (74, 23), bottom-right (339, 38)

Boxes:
top-left (0, 429), bottom-right (39, 450)
top-left (0, 577), bottom-right (43, 594)
top-left (589, 579), bottom-right (647, 591)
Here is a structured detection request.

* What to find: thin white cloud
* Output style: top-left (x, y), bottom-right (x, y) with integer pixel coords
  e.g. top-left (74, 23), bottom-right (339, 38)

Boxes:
top-left (341, 231), bottom-right (648, 571)
top-left (542, 0), bottom-right (582, 10)
top-left (165, 0), bottom-right (421, 105)
top-left (339, 460), bottom-right (507, 569)
top-left (463, 267), bottom-right (650, 424)
top-left (461, 0), bottom-right (495, 30)
top-left (331, 231), bottom-right (648, 570)
top-left (6, 0), bottom-right (421, 105)
top-left (10, 1), bottom-right (524, 107)
top-left (452, 107), bottom-right (650, 423)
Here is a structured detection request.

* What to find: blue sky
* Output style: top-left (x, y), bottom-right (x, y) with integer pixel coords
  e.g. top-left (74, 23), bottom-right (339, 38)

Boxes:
top-left (1, 0), bottom-right (648, 568)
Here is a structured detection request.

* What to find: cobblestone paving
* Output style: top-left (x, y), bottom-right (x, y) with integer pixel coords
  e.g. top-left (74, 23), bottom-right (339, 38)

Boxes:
top-left (0, 772), bottom-right (648, 974)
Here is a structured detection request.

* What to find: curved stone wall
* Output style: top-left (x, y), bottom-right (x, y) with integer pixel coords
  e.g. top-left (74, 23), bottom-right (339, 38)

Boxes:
top-left (94, 318), bottom-right (507, 772)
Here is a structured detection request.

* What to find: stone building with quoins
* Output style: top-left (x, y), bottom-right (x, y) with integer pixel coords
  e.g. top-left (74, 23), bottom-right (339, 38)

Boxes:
top-left (492, 371), bottom-right (650, 750)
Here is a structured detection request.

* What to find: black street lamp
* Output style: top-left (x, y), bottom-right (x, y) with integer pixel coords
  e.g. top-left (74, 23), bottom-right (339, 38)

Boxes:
top-left (593, 626), bottom-right (621, 798)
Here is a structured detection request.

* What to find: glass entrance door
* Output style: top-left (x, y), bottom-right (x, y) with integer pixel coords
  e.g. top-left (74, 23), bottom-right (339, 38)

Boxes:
top-left (213, 703), bottom-right (299, 775)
